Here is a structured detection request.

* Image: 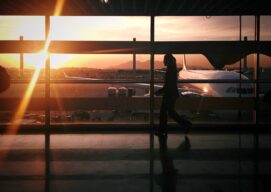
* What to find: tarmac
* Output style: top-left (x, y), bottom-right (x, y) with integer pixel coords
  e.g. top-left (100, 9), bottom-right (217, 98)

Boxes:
top-left (0, 133), bottom-right (271, 192)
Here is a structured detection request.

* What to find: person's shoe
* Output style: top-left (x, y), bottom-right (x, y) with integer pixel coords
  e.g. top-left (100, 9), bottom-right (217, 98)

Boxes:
top-left (180, 116), bottom-right (192, 134)
top-left (178, 136), bottom-right (191, 151)
top-left (184, 119), bottom-right (192, 134)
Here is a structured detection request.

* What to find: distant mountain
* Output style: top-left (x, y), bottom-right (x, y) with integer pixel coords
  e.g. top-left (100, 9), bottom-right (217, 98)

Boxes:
top-left (110, 60), bottom-right (165, 69)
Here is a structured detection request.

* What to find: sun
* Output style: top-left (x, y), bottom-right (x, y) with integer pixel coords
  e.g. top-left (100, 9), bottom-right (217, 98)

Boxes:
top-left (50, 54), bottom-right (75, 69)
top-left (203, 87), bottom-right (208, 93)
top-left (24, 49), bottom-right (72, 69)
top-left (24, 50), bottom-right (47, 69)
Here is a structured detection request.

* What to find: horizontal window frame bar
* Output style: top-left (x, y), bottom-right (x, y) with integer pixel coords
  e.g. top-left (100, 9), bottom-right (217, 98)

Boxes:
top-left (10, 80), bottom-right (271, 84)
top-left (0, 41), bottom-right (270, 56)
top-left (0, 97), bottom-right (257, 111)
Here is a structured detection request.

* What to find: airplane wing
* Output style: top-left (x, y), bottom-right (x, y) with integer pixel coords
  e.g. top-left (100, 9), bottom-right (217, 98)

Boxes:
top-left (63, 72), bottom-right (101, 80)
top-left (178, 86), bottom-right (207, 97)
top-left (123, 83), bottom-right (163, 90)
top-left (62, 71), bottom-right (206, 97)
top-left (126, 83), bottom-right (207, 97)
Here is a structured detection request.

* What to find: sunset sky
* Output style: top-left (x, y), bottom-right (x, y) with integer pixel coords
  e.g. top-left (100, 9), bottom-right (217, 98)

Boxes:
top-left (0, 16), bottom-right (270, 69)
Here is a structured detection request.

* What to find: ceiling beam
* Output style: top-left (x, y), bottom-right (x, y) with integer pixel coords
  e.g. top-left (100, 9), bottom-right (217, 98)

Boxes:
top-left (0, 40), bottom-right (270, 55)
top-left (0, 0), bottom-right (270, 16)
top-left (1, 40), bottom-right (270, 68)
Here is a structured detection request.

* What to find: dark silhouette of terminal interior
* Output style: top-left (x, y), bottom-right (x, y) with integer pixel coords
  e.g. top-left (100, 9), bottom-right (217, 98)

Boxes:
top-left (0, 1), bottom-right (271, 192)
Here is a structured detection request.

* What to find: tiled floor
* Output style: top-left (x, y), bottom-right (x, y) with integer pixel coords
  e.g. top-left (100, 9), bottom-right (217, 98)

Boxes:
top-left (0, 134), bottom-right (270, 192)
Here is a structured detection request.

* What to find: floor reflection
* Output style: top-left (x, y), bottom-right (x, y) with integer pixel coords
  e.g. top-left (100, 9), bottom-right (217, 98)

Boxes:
top-left (157, 135), bottom-right (191, 192)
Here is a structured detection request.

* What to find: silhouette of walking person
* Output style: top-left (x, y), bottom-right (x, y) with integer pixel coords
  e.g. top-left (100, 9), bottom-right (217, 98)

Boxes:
top-left (155, 54), bottom-right (191, 149)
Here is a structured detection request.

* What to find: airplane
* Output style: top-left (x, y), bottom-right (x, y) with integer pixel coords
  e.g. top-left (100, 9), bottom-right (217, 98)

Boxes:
top-left (178, 55), bottom-right (253, 97)
top-left (63, 72), bottom-right (101, 81)
top-left (62, 55), bottom-right (254, 97)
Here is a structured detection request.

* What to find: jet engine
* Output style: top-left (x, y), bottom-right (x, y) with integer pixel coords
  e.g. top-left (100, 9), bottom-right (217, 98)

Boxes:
top-left (107, 86), bottom-right (118, 97)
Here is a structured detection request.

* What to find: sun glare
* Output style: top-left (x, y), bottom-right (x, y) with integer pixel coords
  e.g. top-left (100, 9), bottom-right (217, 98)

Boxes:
top-left (6, 49), bottom-right (47, 130)
top-left (24, 51), bottom-right (47, 69)
top-left (51, 54), bottom-right (75, 68)
top-left (8, 0), bottom-right (65, 126)
top-left (0, 52), bottom-right (44, 163)
top-left (0, 0), bottom-right (66, 162)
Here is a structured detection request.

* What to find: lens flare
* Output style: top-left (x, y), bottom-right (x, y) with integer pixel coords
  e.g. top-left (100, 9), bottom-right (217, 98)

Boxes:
top-left (0, 0), bottom-right (66, 163)
top-left (54, 0), bottom-right (66, 17)
top-left (3, 52), bottom-right (46, 125)
top-left (0, 50), bottom-right (47, 164)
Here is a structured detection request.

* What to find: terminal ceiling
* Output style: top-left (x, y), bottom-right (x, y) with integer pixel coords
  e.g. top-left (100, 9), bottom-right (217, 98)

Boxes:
top-left (0, 0), bottom-right (270, 16)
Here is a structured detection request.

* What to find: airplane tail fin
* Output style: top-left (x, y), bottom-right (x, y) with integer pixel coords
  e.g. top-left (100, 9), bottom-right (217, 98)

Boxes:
top-left (182, 54), bottom-right (187, 71)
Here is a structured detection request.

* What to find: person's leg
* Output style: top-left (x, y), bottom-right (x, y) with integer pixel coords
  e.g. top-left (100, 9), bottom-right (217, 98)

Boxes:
top-left (167, 99), bottom-right (192, 151)
top-left (167, 99), bottom-right (191, 133)
top-left (178, 135), bottom-right (191, 151)
top-left (157, 97), bottom-right (168, 135)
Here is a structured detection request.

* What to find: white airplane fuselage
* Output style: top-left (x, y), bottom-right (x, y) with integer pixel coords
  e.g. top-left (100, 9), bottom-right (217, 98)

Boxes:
top-left (63, 66), bottom-right (254, 97)
top-left (178, 69), bottom-right (253, 97)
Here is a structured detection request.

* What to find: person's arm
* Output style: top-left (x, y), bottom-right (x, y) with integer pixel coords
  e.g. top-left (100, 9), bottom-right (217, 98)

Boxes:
top-left (155, 71), bottom-right (167, 96)
top-left (155, 86), bottom-right (165, 96)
